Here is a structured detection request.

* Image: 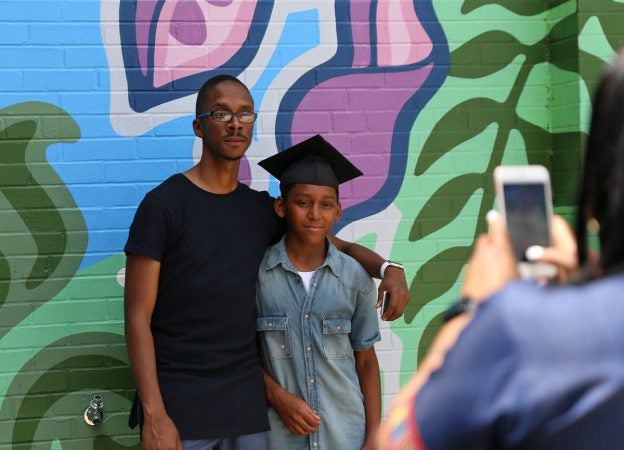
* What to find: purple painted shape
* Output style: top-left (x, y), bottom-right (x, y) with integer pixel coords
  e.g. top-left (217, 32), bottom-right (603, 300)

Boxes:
top-left (238, 155), bottom-right (251, 186)
top-left (136, 0), bottom-right (159, 76)
top-left (290, 64), bottom-right (433, 210)
top-left (206, 0), bottom-right (234, 5)
top-left (170, 1), bottom-right (207, 45)
top-left (350, 0), bottom-right (372, 67)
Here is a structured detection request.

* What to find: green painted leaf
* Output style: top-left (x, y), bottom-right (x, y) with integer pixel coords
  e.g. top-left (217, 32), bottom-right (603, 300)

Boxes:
top-left (579, 50), bottom-right (612, 100)
top-left (404, 246), bottom-right (471, 324)
top-left (0, 102), bottom-right (85, 336)
top-left (461, 0), bottom-right (569, 16)
top-left (594, 1), bottom-right (624, 52)
top-left (514, 118), bottom-right (552, 167)
top-left (541, 14), bottom-right (581, 72)
top-left (549, 130), bottom-right (586, 208)
top-left (450, 31), bottom-right (527, 79)
top-left (410, 173), bottom-right (484, 241)
top-left (415, 98), bottom-right (504, 175)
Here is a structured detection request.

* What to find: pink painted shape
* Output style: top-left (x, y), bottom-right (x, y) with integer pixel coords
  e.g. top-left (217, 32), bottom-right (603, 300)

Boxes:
top-left (290, 64), bottom-right (433, 210)
top-left (152, 0), bottom-right (257, 88)
top-left (350, 0), bottom-right (372, 67)
top-left (376, 0), bottom-right (432, 67)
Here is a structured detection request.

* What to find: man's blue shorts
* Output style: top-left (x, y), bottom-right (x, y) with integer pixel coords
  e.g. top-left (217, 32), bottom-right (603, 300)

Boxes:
top-left (181, 431), bottom-right (267, 450)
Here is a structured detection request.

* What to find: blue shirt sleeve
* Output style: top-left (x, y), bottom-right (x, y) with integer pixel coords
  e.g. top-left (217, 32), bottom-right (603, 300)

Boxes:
top-left (415, 298), bottom-right (519, 450)
top-left (350, 275), bottom-right (381, 351)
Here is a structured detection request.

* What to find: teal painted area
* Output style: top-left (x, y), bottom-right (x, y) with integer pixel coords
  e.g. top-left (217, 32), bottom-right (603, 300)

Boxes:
top-left (389, 0), bottom-right (623, 383)
top-left (0, 254), bottom-right (130, 448)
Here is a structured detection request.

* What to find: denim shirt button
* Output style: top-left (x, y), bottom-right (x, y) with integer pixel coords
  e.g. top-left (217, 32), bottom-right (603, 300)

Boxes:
top-left (304, 314), bottom-right (309, 319)
top-left (310, 378), bottom-right (315, 384)
top-left (307, 346), bottom-right (311, 351)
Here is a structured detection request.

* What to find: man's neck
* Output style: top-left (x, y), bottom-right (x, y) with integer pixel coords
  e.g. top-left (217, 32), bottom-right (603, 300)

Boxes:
top-left (184, 157), bottom-right (240, 194)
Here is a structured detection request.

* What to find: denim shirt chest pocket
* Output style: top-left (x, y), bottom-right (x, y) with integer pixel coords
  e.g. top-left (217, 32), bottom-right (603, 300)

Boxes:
top-left (257, 315), bottom-right (291, 360)
top-left (322, 317), bottom-right (352, 359)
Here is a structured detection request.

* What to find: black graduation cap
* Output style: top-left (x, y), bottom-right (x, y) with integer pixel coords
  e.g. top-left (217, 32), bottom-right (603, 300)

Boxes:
top-left (258, 134), bottom-right (363, 195)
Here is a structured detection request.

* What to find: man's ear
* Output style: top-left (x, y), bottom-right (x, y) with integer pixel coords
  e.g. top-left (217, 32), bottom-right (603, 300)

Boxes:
top-left (274, 197), bottom-right (286, 218)
top-left (192, 119), bottom-right (203, 138)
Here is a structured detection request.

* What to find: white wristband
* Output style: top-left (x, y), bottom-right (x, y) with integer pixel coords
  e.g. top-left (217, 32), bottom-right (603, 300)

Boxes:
top-left (380, 260), bottom-right (404, 278)
top-left (380, 261), bottom-right (390, 279)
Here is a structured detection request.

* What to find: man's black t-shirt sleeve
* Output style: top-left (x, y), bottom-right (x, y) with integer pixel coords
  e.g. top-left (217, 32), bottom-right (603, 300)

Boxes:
top-left (124, 193), bottom-right (169, 262)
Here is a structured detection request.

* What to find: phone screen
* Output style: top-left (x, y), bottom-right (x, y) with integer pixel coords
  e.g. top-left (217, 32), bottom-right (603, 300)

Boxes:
top-left (503, 183), bottom-right (550, 261)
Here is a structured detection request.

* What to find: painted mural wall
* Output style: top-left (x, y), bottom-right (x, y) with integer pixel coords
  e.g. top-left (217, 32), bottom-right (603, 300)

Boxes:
top-left (0, 0), bottom-right (623, 447)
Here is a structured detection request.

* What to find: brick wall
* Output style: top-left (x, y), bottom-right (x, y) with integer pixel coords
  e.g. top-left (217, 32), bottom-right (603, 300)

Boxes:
top-left (0, 1), bottom-right (622, 447)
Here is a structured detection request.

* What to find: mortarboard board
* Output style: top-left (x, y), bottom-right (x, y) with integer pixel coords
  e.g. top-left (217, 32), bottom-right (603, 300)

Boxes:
top-left (258, 134), bottom-right (363, 195)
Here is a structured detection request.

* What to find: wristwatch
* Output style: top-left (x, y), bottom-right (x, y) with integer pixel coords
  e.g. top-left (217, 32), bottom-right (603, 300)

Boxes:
top-left (380, 260), bottom-right (404, 278)
top-left (443, 297), bottom-right (478, 323)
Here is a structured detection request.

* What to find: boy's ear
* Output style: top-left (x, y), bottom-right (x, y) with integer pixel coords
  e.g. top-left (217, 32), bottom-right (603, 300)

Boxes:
top-left (193, 119), bottom-right (203, 138)
top-left (274, 197), bottom-right (286, 218)
top-left (334, 201), bottom-right (343, 223)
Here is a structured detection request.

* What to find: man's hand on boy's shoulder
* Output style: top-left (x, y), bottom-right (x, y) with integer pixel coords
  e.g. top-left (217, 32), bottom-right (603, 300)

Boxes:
top-left (378, 266), bottom-right (409, 321)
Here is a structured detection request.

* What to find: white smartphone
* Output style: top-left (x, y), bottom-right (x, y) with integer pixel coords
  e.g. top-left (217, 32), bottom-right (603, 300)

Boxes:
top-left (493, 165), bottom-right (557, 280)
top-left (380, 291), bottom-right (390, 317)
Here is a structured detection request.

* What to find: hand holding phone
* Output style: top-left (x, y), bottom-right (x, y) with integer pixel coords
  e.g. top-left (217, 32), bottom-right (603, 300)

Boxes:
top-left (493, 165), bottom-right (557, 280)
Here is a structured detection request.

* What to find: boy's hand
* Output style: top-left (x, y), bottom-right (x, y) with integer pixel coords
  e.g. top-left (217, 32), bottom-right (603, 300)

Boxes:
top-left (272, 389), bottom-right (321, 435)
top-left (378, 267), bottom-right (409, 320)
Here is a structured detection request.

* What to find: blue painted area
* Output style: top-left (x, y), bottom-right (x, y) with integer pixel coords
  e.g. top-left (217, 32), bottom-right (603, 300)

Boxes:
top-left (268, 178), bottom-right (281, 198)
top-left (0, 1), bottom-right (197, 268)
top-left (0, 1), bottom-right (61, 21)
top-left (0, 0), bottom-right (448, 268)
top-left (251, 8), bottom-right (321, 197)
top-left (0, 2), bottom-right (320, 268)
top-left (250, 7), bottom-right (320, 144)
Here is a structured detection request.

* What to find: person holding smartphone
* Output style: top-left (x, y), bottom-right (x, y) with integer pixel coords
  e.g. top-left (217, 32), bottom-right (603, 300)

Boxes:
top-left (255, 135), bottom-right (381, 450)
top-left (375, 49), bottom-right (624, 450)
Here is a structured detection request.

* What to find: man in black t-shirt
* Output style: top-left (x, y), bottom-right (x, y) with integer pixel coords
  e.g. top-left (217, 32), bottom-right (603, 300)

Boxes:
top-left (124, 75), bottom-right (409, 450)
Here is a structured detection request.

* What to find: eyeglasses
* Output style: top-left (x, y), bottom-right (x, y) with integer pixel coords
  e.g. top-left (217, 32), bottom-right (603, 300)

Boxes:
top-left (196, 110), bottom-right (257, 123)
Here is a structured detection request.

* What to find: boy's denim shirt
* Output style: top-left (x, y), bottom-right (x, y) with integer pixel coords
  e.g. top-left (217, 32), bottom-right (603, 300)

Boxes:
top-left (256, 236), bottom-right (380, 450)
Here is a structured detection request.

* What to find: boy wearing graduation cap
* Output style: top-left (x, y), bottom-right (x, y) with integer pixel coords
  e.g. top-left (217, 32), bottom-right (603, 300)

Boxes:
top-left (256, 135), bottom-right (381, 450)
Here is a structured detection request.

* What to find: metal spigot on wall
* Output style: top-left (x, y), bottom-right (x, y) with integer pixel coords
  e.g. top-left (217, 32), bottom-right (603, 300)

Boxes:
top-left (84, 394), bottom-right (104, 426)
